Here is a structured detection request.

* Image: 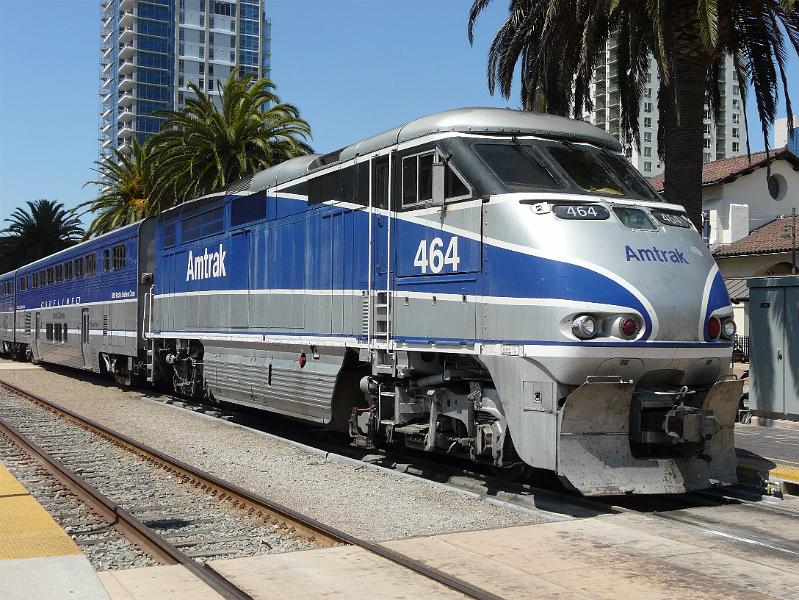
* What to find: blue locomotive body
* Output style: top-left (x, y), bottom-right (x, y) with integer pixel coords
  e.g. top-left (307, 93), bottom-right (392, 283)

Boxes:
top-left (1, 109), bottom-right (742, 495)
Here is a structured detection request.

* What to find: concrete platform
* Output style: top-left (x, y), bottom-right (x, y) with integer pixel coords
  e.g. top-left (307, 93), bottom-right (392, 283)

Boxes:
top-left (99, 505), bottom-right (799, 600)
top-left (736, 422), bottom-right (799, 493)
top-left (0, 463), bottom-right (109, 600)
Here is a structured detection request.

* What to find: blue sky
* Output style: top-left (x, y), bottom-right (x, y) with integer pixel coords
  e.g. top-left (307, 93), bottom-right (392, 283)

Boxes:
top-left (0, 0), bottom-right (796, 224)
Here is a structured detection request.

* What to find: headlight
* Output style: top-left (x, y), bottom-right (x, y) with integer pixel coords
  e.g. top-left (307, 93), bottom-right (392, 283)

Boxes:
top-left (722, 319), bottom-right (736, 339)
top-left (572, 315), bottom-right (597, 339)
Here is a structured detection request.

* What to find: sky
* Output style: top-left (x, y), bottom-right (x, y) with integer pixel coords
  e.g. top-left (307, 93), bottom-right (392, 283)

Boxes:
top-left (0, 0), bottom-right (797, 224)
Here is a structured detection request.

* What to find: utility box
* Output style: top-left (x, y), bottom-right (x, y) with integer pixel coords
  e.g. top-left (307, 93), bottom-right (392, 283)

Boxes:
top-left (748, 276), bottom-right (799, 420)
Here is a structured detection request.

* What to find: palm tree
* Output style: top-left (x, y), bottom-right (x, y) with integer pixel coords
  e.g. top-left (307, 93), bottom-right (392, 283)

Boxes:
top-left (151, 70), bottom-right (312, 203)
top-left (78, 139), bottom-right (160, 238)
top-left (0, 200), bottom-right (83, 272)
top-left (468, 1), bottom-right (799, 229)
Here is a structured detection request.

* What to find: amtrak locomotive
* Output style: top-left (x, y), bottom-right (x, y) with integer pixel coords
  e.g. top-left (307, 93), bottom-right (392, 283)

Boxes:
top-left (0, 108), bottom-right (742, 495)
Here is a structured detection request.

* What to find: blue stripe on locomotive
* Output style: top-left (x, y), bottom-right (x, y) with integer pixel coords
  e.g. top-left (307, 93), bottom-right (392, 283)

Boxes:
top-left (15, 224), bottom-right (139, 310)
top-left (156, 194), bottom-right (653, 338)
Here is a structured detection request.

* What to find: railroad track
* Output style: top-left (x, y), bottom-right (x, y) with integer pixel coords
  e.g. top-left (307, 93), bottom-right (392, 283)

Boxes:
top-left (0, 380), bottom-right (504, 600)
top-left (2, 373), bottom-right (796, 598)
top-left (170, 390), bottom-right (799, 559)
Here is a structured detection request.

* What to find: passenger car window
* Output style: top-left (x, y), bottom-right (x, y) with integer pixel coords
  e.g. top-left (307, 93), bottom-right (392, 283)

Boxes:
top-left (112, 244), bottom-right (126, 270)
top-left (474, 144), bottom-right (559, 191)
top-left (548, 146), bottom-right (625, 196)
top-left (86, 254), bottom-right (97, 276)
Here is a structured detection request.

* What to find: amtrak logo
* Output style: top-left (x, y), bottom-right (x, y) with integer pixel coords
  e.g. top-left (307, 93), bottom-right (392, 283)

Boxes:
top-left (186, 244), bottom-right (227, 281)
top-left (625, 245), bottom-right (689, 264)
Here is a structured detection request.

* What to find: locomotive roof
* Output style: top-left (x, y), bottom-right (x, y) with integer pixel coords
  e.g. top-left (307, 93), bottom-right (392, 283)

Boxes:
top-left (250, 107), bottom-right (621, 192)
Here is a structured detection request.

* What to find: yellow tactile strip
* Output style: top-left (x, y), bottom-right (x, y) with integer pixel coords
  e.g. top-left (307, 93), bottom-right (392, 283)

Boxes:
top-left (0, 464), bottom-right (81, 560)
top-left (738, 455), bottom-right (799, 490)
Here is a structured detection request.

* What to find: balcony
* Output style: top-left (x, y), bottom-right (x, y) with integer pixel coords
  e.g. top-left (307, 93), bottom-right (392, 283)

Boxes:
top-left (102, 28), bottom-right (114, 46)
top-left (119, 10), bottom-right (134, 29)
top-left (119, 26), bottom-right (135, 44)
top-left (118, 58), bottom-right (134, 76)
top-left (120, 0), bottom-right (134, 11)
top-left (102, 138), bottom-right (113, 149)
top-left (118, 123), bottom-right (134, 138)
top-left (102, 60), bottom-right (113, 75)
top-left (119, 42), bottom-right (134, 60)
top-left (118, 90), bottom-right (135, 108)
top-left (102, 44), bottom-right (114, 60)
top-left (102, 121), bottom-right (112, 134)
top-left (117, 139), bottom-right (133, 154)
top-left (102, 76), bottom-right (113, 89)
top-left (118, 107), bottom-right (136, 123)
top-left (102, 107), bottom-right (113, 120)
top-left (118, 74), bottom-right (134, 92)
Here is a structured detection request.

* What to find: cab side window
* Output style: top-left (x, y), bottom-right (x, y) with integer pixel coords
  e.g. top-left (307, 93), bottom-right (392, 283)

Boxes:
top-left (402, 150), bottom-right (471, 207)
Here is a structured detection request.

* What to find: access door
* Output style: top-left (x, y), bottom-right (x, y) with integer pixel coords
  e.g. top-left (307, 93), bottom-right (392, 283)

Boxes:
top-left (749, 287), bottom-right (785, 416)
top-left (393, 149), bottom-right (481, 343)
top-left (81, 309), bottom-right (91, 368)
top-left (34, 312), bottom-right (41, 358)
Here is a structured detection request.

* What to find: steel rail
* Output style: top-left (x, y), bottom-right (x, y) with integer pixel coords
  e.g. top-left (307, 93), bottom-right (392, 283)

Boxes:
top-left (0, 416), bottom-right (254, 600)
top-left (0, 379), bottom-right (504, 600)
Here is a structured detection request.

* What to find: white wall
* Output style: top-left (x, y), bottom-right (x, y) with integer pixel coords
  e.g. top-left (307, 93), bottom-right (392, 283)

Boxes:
top-left (703, 159), bottom-right (799, 247)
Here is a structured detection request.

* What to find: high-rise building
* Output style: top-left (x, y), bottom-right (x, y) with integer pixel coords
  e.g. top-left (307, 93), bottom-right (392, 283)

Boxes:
top-left (774, 115), bottom-right (798, 155)
top-left (99, 0), bottom-right (272, 158)
top-left (586, 37), bottom-right (746, 177)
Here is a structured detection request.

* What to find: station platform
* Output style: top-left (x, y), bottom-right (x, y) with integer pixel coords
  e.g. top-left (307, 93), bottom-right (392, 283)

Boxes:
top-left (97, 504), bottom-right (799, 599)
top-left (735, 421), bottom-right (799, 494)
top-left (0, 463), bottom-right (109, 600)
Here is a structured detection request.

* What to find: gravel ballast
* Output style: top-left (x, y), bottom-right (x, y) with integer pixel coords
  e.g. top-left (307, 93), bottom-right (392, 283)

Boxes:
top-left (0, 360), bottom-right (543, 541)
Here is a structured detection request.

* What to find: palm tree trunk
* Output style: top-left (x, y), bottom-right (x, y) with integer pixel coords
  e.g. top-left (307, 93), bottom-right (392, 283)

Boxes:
top-left (660, 0), bottom-right (715, 232)
top-left (661, 65), bottom-right (707, 232)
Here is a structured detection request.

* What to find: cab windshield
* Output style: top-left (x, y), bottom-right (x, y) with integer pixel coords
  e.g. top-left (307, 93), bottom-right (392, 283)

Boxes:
top-left (547, 146), bottom-right (625, 196)
top-left (471, 140), bottom-right (661, 201)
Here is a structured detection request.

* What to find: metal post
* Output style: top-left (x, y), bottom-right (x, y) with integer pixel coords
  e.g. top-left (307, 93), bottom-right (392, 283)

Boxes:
top-left (792, 207), bottom-right (797, 275)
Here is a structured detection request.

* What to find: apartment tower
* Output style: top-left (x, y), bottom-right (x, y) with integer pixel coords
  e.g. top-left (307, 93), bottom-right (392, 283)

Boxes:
top-left (587, 36), bottom-right (747, 176)
top-left (99, 0), bottom-right (272, 158)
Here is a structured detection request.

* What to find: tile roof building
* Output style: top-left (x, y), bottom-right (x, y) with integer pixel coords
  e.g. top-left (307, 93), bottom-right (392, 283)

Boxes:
top-left (712, 215), bottom-right (799, 258)
top-left (649, 146), bottom-right (799, 249)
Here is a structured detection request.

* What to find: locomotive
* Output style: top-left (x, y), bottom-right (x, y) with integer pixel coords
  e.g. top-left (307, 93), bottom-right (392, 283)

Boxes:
top-left (0, 108), bottom-right (742, 495)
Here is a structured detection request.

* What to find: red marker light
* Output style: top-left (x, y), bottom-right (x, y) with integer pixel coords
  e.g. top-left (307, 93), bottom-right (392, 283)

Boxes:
top-left (707, 317), bottom-right (721, 339)
top-left (299, 353), bottom-right (307, 368)
top-left (620, 318), bottom-right (638, 337)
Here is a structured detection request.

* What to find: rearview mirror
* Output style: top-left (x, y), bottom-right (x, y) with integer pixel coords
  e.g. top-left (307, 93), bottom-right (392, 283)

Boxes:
top-left (432, 159), bottom-right (445, 205)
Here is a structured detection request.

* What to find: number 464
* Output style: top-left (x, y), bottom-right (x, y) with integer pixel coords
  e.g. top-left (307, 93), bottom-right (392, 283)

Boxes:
top-left (413, 237), bottom-right (460, 273)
